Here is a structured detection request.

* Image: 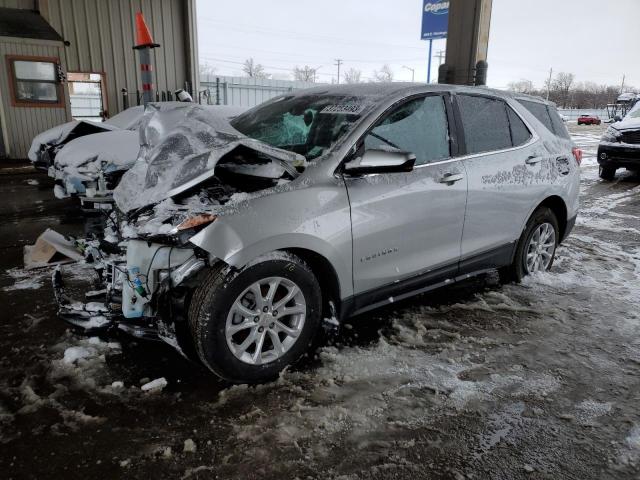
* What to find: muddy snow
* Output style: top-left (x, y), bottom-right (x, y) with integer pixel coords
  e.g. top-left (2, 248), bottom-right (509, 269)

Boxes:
top-left (1, 123), bottom-right (639, 479)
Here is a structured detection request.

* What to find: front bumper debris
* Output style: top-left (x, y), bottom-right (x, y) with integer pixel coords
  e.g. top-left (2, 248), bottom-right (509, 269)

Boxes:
top-left (52, 266), bottom-right (160, 340)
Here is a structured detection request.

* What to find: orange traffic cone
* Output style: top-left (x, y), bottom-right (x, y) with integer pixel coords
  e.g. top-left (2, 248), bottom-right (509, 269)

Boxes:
top-left (134, 12), bottom-right (159, 49)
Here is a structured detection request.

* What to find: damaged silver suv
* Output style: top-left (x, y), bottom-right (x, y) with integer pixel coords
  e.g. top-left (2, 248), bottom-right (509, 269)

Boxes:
top-left (54, 84), bottom-right (580, 383)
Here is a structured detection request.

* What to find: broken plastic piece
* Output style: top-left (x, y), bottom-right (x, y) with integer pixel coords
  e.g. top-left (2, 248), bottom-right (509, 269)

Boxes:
top-left (24, 229), bottom-right (84, 269)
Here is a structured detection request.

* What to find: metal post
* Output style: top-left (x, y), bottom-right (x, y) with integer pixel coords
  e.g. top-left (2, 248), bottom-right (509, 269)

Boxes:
top-left (121, 88), bottom-right (129, 110)
top-left (427, 39), bottom-right (433, 84)
top-left (441, 0), bottom-right (493, 85)
top-left (138, 47), bottom-right (154, 106)
top-left (133, 12), bottom-right (160, 107)
top-left (215, 77), bottom-right (220, 105)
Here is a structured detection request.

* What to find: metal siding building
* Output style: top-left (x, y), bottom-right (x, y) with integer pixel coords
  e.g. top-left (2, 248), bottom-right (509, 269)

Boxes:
top-left (0, 0), bottom-right (198, 159)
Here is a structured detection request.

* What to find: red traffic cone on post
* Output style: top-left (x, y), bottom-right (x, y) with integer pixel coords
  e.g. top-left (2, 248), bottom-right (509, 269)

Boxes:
top-left (132, 12), bottom-right (160, 106)
top-left (134, 12), bottom-right (160, 49)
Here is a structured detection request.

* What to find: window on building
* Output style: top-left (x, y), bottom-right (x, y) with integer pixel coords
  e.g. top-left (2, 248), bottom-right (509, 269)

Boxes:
top-left (8, 57), bottom-right (62, 106)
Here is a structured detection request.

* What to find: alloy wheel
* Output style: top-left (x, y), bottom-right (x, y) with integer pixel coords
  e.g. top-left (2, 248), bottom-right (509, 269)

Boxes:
top-left (525, 222), bottom-right (556, 273)
top-left (225, 276), bottom-right (306, 365)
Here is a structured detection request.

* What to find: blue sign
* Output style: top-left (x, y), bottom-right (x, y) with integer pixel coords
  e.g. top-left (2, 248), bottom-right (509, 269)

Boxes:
top-left (421, 0), bottom-right (449, 40)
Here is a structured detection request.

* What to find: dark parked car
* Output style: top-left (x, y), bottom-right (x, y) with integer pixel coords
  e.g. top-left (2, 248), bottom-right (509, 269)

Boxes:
top-left (577, 114), bottom-right (601, 126)
top-left (597, 103), bottom-right (640, 180)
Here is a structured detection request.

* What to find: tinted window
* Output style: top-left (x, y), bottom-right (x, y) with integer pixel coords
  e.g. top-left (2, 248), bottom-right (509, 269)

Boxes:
top-left (547, 106), bottom-right (571, 139)
top-left (457, 95), bottom-right (511, 154)
top-left (518, 99), bottom-right (554, 133)
top-left (506, 106), bottom-right (531, 146)
top-left (364, 95), bottom-right (449, 165)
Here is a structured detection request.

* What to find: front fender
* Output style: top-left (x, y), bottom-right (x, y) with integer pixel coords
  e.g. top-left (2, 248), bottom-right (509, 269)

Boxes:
top-left (188, 178), bottom-right (353, 298)
top-left (190, 224), bottom-right (353, 298)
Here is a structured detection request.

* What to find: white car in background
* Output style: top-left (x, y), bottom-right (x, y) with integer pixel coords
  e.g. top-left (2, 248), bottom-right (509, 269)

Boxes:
top-left (29, 103), bottom-right (246, 209)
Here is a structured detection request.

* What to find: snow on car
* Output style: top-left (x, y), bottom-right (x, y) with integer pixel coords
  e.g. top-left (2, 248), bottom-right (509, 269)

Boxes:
top-left (32, 103), bottom-right (246, 208)
top-left (28, 105), bottom-right (144, 170)
top-left (52, 83), bottom-right (580, 383)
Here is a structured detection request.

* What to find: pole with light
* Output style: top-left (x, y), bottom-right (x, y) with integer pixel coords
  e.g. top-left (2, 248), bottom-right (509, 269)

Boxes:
top-left (402, 66), bottom-right (416, 82)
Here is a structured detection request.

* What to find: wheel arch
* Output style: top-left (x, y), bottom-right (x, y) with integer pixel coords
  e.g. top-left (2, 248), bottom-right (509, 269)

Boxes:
top-left (283, 247), bottom-right (341, 322)
top-left (535, 195), bottom-right (568, 242)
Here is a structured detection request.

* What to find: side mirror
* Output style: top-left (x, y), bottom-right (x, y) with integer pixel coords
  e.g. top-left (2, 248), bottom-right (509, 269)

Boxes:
top-left (614, 115), bottom-right (622, 122)
top-left (343, 149), bottom-right (416, 175)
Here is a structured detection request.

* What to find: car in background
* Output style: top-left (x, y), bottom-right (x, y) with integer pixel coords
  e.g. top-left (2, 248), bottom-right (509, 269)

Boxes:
top-left (28, 106), bottom-right (145, 172)
top-left (597, 101), bottom-right (640, 180)
top-left (54, 84), bottom-right (580, 383)
top-left (34, 103), bottom-right (245, 209)
top-left (577, 113), bottom-right (601, 126)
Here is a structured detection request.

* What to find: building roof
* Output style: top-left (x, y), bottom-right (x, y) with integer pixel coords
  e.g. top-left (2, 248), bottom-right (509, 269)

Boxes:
top-left (0, 8), bottom-right (63, 42)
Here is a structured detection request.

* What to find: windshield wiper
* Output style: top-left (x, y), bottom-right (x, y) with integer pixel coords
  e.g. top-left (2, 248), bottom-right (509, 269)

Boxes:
top-left (368, 132), bottom-right (401, 150)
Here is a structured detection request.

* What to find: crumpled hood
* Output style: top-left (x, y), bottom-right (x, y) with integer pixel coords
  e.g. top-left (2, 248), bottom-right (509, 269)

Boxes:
top-left (28, 120), bottom-right (119, 162)
top-left (54, 130), bottom-right (140, 180)
top-left (113, 103), bottom-right (305, 213)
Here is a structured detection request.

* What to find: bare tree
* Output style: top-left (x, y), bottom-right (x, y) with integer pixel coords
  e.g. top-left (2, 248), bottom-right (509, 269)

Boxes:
top-left (242, 58), bottom-right (269, 79)
top-left (546, 72), bottom-right (575, 108)
top-left (507, 79), bottom-right (535, 94)
top-left (293, 65), bottom-right (317, 82)
top-left (343, 68), bottom-right (362, 84)
top-left (373, 64), bottom-right (393, 83)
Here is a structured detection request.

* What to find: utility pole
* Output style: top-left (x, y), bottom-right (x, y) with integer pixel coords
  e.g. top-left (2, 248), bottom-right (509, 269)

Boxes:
top-left (402, 65), bottom-right (415, 82)
top-left (546, 67), bottom-right (553, 101)
top-left (334, 59), bottom-right (343, 84)
top-left (435, 50), bottom-right (446, 66)
top-left (313, 65), bottom-right (322, 83)
top-left (620, 74), bottom-right (626, 93)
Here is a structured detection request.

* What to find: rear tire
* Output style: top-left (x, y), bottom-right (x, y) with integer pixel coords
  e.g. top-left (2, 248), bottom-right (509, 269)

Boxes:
top-left (499, 207), bottom-right (559, 284)
top-left (599, 165), bottom-right (616, 181)
top-left (188, 253), bottom-right (322, 383)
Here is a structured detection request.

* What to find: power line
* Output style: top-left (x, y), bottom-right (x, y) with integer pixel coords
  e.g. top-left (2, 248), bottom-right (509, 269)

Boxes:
top-left (198, 17), bottom-right (426, 52)
top-left (199, 55), bottom-right (376, 81)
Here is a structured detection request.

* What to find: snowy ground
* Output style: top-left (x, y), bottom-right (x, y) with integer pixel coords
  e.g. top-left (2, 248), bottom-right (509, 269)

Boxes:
top-left (1, 123), bottom-right (639, 479)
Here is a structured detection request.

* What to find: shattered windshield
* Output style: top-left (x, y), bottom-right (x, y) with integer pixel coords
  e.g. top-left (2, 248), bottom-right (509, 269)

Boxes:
top-left (231, 94), bottom-right (367, 160)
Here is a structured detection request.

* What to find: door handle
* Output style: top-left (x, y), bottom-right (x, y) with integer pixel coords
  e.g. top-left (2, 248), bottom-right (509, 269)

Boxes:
top-left (439, 173), bottom-right (464, 184)
top-left (525, 156), bottom-right (542, 165)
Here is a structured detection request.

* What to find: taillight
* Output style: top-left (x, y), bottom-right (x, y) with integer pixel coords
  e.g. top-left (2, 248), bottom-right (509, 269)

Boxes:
top-left (572, 147), bottom-right (582, 166)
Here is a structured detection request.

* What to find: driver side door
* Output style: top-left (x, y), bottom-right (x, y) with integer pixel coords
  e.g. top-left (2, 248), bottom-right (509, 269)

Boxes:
top-left (343, 94), bottom-right (468, 306)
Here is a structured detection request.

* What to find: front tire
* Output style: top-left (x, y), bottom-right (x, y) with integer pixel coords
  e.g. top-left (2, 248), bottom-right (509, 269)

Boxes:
top-left (599, 165), bottom-right (616, 181)
top-left (499, 207), bottom-right (559, 283)
top-left (188, 253), bottom-right (322, 383)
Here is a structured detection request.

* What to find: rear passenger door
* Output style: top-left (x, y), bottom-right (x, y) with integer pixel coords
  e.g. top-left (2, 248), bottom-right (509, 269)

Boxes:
top-left (454, 94), bottom-right (544, 270)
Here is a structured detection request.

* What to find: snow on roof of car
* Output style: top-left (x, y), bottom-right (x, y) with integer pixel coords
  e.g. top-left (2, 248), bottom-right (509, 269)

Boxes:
top-left (281, 82), bottom-right (513, 101)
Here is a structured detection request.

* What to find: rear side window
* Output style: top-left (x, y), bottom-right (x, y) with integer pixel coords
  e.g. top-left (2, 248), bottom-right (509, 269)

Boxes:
top-left (518, 99), bottom-right (554, 133)
top-left (457, 95), bottom-right (512, 154)
top-left (547, 107), bottom-right (571, 139)
top-left (364, 95), bottom-right (450, 166)
top-left (506, 106), bottom-right (532, 146)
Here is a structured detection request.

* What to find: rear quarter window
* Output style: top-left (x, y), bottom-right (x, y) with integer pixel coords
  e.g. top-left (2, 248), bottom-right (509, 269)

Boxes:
top-left (518, 99), bottom-right (570, 140)
top-left (518, 99), bottom-right (554, 133)
top-left (547, 107), bottom-right (571, 140)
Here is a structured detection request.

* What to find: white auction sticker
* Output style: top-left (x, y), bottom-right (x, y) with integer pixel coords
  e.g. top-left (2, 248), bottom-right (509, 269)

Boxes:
top-left (320, 104), bottom-right (365, 115)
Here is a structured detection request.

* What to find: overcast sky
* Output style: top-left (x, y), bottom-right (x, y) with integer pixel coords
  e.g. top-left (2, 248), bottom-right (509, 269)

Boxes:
top-left (196, 0), bottom-right (639, 90)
